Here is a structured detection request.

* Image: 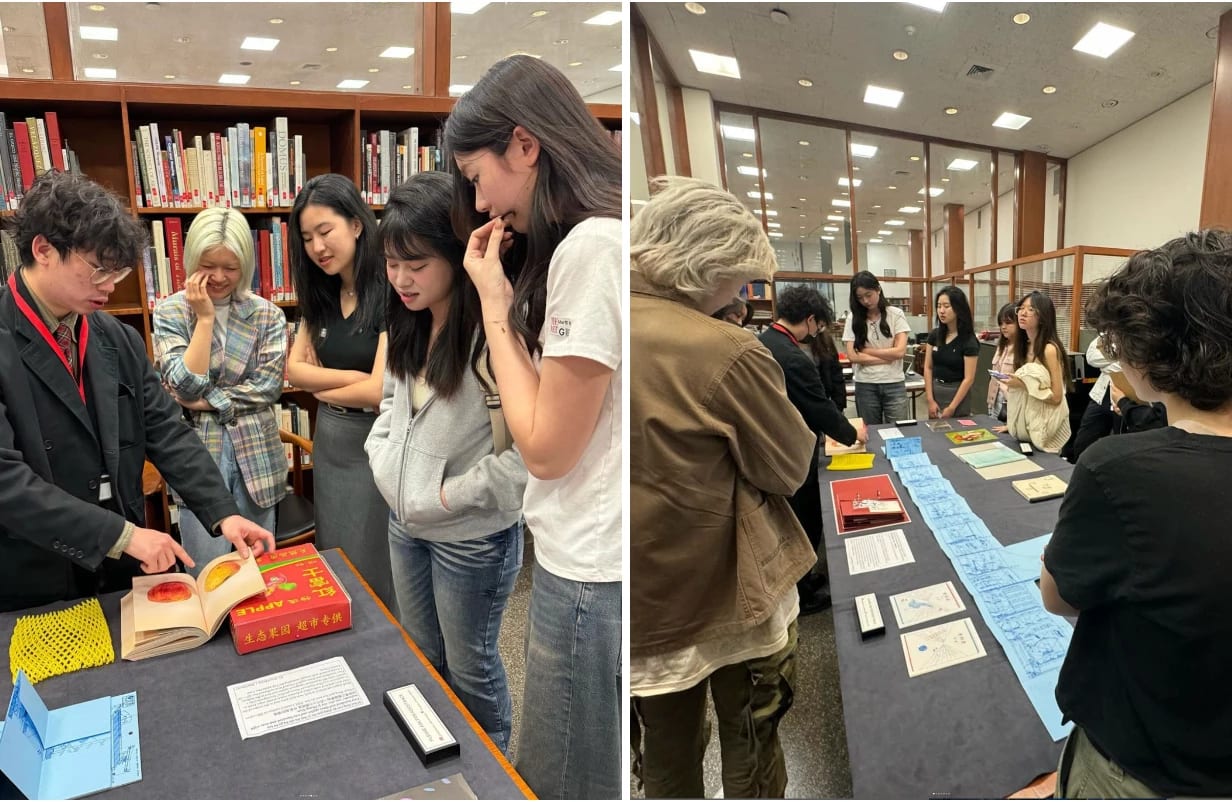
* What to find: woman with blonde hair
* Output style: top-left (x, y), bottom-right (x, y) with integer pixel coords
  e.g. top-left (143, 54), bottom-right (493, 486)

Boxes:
top-left (153, 207), bottom-right (287, 571)
top-left (631, 176), bottom-right (815, 798)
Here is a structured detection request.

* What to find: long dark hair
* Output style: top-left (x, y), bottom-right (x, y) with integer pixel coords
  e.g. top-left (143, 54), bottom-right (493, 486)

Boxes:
top-left (932, 285), bottom-right (974, 343)
top-left (382, 173), bottom-right (486, 399)
top-left (1014, 291), bottom-right (1071, 384)
top-left (289, 173), bottom-right (384, 336)
top-left (995, 302), bottom-right (1019, 357)
top-left (443, 55), bottom-right (622, 356)
top-left (849, 270), bottom-right (891, 350)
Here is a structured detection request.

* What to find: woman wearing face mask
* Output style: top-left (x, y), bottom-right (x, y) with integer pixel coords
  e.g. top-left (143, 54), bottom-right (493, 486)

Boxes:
top-left (923, 285), bottom-right (980, 419)
top-left (287, 173), bottom-right (394, 611)
top-left (843, 270), bottom-right (912, 423)
top-left (365, 172), bottom-right (528, 753)
top-left (153, 207), bottom-right (287, 572)
top-left (445, 55), bottom-right (622, 800)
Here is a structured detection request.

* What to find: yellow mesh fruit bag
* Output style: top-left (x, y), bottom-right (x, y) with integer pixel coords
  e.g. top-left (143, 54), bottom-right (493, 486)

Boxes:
top-left (9, 597), bottom-right (115, 684)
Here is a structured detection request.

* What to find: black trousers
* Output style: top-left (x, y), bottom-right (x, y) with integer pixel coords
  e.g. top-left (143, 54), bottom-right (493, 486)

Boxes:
top-left (788, 441), bottom-right (827, 592)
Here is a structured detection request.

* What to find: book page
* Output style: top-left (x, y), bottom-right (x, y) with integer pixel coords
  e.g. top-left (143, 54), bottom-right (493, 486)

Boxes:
top-left (900, 617), bottom-right (987, 677)
top-left (197, 553), bottom-right (266, 636)
top-left (130, 572), bottom-right (208, 633)
top-left (845, 529), bottom-right (915, 575)
top-left (226, 656), bottom-right (369, 739)
top-left (890, 581), bottom-right (967, 629)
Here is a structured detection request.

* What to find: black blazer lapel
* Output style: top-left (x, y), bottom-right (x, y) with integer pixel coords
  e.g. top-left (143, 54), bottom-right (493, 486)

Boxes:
top-left (85, 334), bottom-right (121, 483)
top-left (16, 315), bottom-right (96, 440)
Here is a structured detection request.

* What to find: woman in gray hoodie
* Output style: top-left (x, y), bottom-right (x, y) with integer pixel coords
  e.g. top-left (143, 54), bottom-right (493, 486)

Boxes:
top-left (365, 172), bottom-right (527, 752)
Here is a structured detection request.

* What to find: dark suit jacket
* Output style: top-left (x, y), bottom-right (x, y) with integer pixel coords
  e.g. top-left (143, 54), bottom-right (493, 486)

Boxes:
top-left (0, 274), bottom-right (238, 611)
top-left (759, 326), bottom-right (858, 446)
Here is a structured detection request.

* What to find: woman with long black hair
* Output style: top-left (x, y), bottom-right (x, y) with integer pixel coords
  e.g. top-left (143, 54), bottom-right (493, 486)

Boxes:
top-left (843, 270), bottom-right (911, 423)
top-left (923, 285), bottom-right (980, 418)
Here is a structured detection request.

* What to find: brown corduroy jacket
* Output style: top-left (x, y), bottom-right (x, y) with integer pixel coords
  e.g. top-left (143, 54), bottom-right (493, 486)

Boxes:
top-left (631, 273), bottom-right (817, 658)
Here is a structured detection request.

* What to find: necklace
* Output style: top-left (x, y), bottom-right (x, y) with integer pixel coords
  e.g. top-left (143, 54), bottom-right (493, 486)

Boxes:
top-left (342, 289), bottom-right (356, 297)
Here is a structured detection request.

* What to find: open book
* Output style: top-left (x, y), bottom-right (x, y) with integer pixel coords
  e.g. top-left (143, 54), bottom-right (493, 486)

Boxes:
top-left (120, 553), bottom-right (265, 660)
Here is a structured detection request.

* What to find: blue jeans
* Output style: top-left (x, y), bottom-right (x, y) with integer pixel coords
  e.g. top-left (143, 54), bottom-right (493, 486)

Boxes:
top-left (178, 430), bottom-right (276, 577)
top-left (854, 380), bottom-right (910, 424)
top-left (388, 518), bottom-right (523, 752)
top-left (515, 562), bottom-right (622, 800)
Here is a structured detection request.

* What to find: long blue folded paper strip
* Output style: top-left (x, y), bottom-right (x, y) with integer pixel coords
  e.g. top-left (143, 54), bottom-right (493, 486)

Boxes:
top-left (885, 436), bottom-right (924, 459)
top-left (0, 670), bottom-right (141, 799)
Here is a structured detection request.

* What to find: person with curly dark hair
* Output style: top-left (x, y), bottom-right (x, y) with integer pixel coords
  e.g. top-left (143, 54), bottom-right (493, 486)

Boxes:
top-left (0, 171), bottom-right (274, 612)
top-left (1041, 229), bottom-right (1232, 798)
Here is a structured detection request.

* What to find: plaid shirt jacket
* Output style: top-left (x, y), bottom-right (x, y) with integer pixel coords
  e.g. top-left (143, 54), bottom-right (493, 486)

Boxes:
top-left (153, 291), bottom-right (288, 510)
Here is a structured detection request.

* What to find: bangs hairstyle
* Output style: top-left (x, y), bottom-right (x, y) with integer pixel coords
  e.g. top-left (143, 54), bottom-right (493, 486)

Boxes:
top-left (630, 176), bottom-right (774, 303)
top-left (996, 301), bottom-right (1020, 355)
top-left (6, 170), bottom-right (146, 271)
top-left (849, 270), bottom-right (890, 350)
top-left (288, 173), bottom-right (384, 336)
top-left (382, 172), bottom-right (486, 399)
top-left (1086, 230), bottom-right (1232, 411)
top-left (184, 207), bottom-right (254, 300)
top-left (443, 54), bottom-right (621, 356)
top-left (933, 285), bottom-right (974, 342)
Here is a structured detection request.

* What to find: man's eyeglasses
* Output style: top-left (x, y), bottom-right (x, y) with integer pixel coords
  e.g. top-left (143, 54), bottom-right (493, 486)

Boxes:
top-left (75, 251), bottom-right (133, 286)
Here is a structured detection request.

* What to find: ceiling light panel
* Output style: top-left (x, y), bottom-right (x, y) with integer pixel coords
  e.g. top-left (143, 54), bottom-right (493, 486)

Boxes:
top-left (917, 187), bottom-right (944, 197)
top-left (737, 166), bottom-right (767, 177)
top-left (838, 177), bottom-right (863, 187)
top-left (886, 219), bottom-right (906, 226)
top-left (993, 112), bottom-right (1032, 129)
top-left (906, 0), bottom-right (947, 10)
top-left (690, 49), bottom-right (741, 78)
top-left (947, 158), bottom-right (979, 171)
top-left (448, 84), bottom-right (473, 95)
top-left (380, 46), bottom-right (415, 59)
top-left (84, 66), bottom-right (116, 78)
top-left (747, 191), bottom-right (774, 200)
top-left (827, 215), bottom-right (846, 222)
top-left (1073, 22), bottom-right (1135, 58)
top-left (585, 10), bottom-right (623, 26)
top-left (721, 124), bottom-right (755, 142)
top-left (898, 206), bottom-right (922, 213)
top-left (864, 85), bottom-right (904, 108)
top-left (79, 25), bottom-right (117, 40)
top-left (336, 78), bottom-right (369, 89)
top-left (850, 143), bottom-right (878, 158)
top-left (832, 199), bottom-right (851, 207)
top-left (241, 37), bottom-right (279, 51)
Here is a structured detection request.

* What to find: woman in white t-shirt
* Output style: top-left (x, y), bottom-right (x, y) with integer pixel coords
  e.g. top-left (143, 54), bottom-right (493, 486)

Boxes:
top-left (444, 55), bottom-right (622, 801)
top-left (843, 270), bottom-right (912, 423)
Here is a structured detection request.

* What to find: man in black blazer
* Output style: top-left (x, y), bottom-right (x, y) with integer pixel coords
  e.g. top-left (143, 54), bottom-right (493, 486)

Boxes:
top-left (0, 171), bottom-right (275, 613)
top-left (760, 286), bottom-right (865, 614)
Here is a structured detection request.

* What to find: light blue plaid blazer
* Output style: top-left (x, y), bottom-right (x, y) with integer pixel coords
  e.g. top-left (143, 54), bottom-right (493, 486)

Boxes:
top-left (153, 291), bottom-right (289, 510)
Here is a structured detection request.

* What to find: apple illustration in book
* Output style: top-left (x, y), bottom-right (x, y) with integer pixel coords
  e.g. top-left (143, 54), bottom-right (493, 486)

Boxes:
top-left (204, 559), bottom-right (241, 592)
top-left (263, 573), bottom-right (297, 596)
top-left (147, 581), bottom-right (194, 603)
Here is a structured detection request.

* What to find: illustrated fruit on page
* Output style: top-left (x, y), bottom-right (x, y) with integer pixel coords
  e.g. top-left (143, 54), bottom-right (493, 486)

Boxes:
top-left (204, 560), bottom-right (241, 592)
top-left (147, 581), bottom-right (194, 603)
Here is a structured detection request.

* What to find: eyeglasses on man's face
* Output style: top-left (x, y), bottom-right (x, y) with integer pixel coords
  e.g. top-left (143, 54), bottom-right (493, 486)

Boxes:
top-left (73, 250), bottom-right (133, 286)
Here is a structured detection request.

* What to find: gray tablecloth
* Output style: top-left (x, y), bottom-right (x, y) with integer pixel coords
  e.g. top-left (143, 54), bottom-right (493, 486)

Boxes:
top-left (821, 416), bottom-right (1075, 799)
top-left (0, 550), bottom-right (527, 800)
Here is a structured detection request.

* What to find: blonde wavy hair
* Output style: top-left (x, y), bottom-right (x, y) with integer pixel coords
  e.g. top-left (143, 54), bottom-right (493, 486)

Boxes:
top-left (630, 176), bottom-right (775, 304)
top-left (183, 207), bottom-right (255, 300)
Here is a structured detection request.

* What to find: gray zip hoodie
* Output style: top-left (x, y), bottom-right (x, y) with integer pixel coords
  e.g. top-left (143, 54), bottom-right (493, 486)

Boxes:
top-left (365, 360), bottom-right (526, 541)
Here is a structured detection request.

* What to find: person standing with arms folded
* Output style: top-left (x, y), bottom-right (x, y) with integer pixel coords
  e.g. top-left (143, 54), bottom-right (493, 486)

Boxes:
top-left (153, 208), bottom-right (287, 573)
top-left (286, 174), bottom-right (394, 611)
top-left (446, 56), bottom-right (621, 799)
top-left (843, 270), bottom-right (912, 423)
top-left (365, 173), bottom-right (527, 753)
top-left (923, 285), bottom-right (980, 419)
top-left (0, 171), bottom-right (274, 613)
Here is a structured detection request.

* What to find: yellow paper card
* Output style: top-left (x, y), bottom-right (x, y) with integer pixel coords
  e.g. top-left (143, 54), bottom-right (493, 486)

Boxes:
top-left (828, 453), bottom-right (876, 471)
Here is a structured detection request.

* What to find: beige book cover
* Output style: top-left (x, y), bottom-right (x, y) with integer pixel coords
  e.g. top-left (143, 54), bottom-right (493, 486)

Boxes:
top-left (120, 552), bottom-right (264, 660)
top-left (825, 417), bottom-right (867, 456)
top-left (1011, 474), bottom-right (1069, 502)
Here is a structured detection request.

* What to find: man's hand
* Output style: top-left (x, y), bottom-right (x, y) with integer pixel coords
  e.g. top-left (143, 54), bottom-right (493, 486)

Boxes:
top-left (125, 527), bottom-right (194, 574)
top-left (217, 514), bottom-right (276, 559)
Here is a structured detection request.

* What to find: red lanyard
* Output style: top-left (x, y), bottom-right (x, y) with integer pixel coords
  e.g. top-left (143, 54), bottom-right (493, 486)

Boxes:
top-left (8, 274), bottom-right (90, 403)
top-left (770, 322), bottom-right (799, 345)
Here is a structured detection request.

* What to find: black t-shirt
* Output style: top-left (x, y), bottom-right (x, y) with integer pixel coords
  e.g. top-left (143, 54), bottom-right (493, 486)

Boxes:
top-left (926, 329), bottom-right (979, 382)
top-left (313, 298), bottom-right (385, 372)
top-left (1044, 427), bottom-right (1232, 796)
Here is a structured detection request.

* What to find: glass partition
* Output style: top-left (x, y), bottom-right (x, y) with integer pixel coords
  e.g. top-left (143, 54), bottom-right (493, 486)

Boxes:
top-left (997, 152), bottom-right (1017, 262)
top-left (0, 3), bottom-right (51, 79)
top-left (930, 143), bottom-right (993, 271)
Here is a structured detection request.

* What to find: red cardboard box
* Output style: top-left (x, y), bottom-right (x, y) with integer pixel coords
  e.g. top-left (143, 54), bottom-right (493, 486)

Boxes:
top-left (228, 544), bottom-right (352, 655)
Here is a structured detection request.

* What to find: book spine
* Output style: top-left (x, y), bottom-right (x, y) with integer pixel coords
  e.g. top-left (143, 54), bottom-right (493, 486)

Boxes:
top-left (0, 113), bottom-right (15, 209)
top-left (280, 221), bottom-right (291, 302)
top-left (142, 246), bottom-right (156, 310)
top-left (410, 127), bottom-right (418, 175)
top-left (13, 122), bottom-right (35, 191)
top-left (258, 228), bottom-right (272, 299)
top-left (6, 128), bottom-right (23, 202)
top-left (24, 118), bottom-right (45, 177)
top-left (44, 112), bottom-right (65, 172)
top-left (379, 130), bottom-right (390, 205)
top-left (212, 132), bottom-right (226, 207)
top-left (192, 135), bottom-right (206, 206)
top-left (34, 118), bottom-right (53, 176)
top-left (165, 217), bottom-right (185, 292)
top-left (138, 126), bottom-right (162, 207)
top-left (149, 123), bottom-right (168, 204)
top-left (226, 127), bottom-right (240, 208)
top-left (160, 148), bottom-right (174, 210)
top-left (130, 140), bottom-right (145, 207)
top-left (165, 136), bottom-right (180, 207)
top-left (294, 135), bottom-right (304, 196)
top-left (253, 126), bottom-right (267, 210)
top-left (275, 116), bottom-right (290, 207)
top-left (151, 220), bottom-right (170, 301)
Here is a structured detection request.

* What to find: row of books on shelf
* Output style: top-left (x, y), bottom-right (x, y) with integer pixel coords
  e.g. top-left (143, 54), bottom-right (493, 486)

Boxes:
top-left (743, 283), bottom-right (771, 300)
top-left (279, 402), bottom-right (312, 469)
top-left (359, 127), bottom-right (442, 205)
top-left (142, 216), bottom-right (297, 309)
top-left (0, 112), bottom-right (83, 210)
top-left (132, 119), bottom-right (305, 211)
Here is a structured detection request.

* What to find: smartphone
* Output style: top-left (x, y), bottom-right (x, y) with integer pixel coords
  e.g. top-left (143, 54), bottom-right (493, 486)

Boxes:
top-left (988, 369), bottom-right (1010, 380)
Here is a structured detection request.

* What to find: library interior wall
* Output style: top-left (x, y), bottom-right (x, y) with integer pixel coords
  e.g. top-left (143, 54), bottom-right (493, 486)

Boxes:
top-left (654, 79), bottom-right (676, 177)
top-left (631, 117), bottom-right (649, 201)
top-left (1064, 83), bottom-right (1211, 250)
top-left (682, 87), bottom-right (720, 187)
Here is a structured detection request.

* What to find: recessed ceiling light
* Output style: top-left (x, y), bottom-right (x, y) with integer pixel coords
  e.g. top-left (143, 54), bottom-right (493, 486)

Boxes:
top-left (801, 214), bottom-right (808, 218)
top-left (380, 46), bottom-right (415, 59)
top-left (945, 106), bottom-right (959, 115)
top-left (893, 50), bottom-right (909, 61)
top-left (878, 230), bottom-right (893, 235)
top-left (832, 199), bottom-right (851, 208)
top-left (864, 85), bottom-right (904, 108)
top-left (906, 0), bottom-right (947, 10)
top-left (869, 238), bottom-right (884, 244)
top-left (888, 185), bottom-right (897, 190)
top-left (80, 25), bottom-right (118, 40)
top-left (824, 226), bottom-right (840, 232)
top-left (448, 84), bottom-right (473, 95)
top-left (268, 17), bottom-right (284, 24)
top-left (1073, 22), bottom-right (1135, 58)
top-left (747, 191), bottom-right (774, 200)
top-left (737, 165), bottom-right (767, 177)
top-left (553, 39), bottom-right (568, 45)
top-left (800, 226), bottom-right (807, 230)
top-left (720, 124), bottom-right (755, 142)
top-left (898, 206), bottom-right (922, 213)
top-left (241, 36), bottom-right (279, 51)
top-left (821, 235), bottom-right (835, 241)
top-left (455, 54), bottom-right (468, 60)
top-left (798, 197), bottom-right (807, 202)
top-left (92, 52), bottom-right (109, 59)
top-left (827, 214), bottom-right (845, 221)
top-left (686, 2), bottom-right (707, 14)
top-left (940, 177), bottom-right (950, 182)
top-left (799, 175), bottom-right (808, 180)
top-left (402, 85), bottom-right (412, 90)
top-left (872, 204), bottom-right (881, 208)
top-left (325, 46), bottom-right (338, 52)
top-left (1, 25), bottom-right (14, 32)
top-left (1042, 85), bottom-right (1057, 94)
top-left (798, 78), bottom-right (813, 87)
top-left (838, 177), bottom-right (863, 188)
top-left (993, 111), bottom-right (1032, 129)
top-left (584, 10), bottom-right (623, 25)
top-left (767, 222), bottom-right (781, 229)
top-left (568, 61), bottom-right (583, 67)
top-left (948, 158), bottom-right (979, 171)
top-left (689, 49), bottom-right (741, 78)
top-left (336, 78), bottom-right (369, 89)
top-left (853, 166), bottom-right (861, 171)
top-left (450, 0), bottom-right (490, 13)
top-left (174, 35), bottom-right (191, 43)
top-left (531, 9), bottom-right (549, 17)
top-left (768, 232), bottom-right (784, 238)
top-left (84, 67), bottom-right (116, 78)
top-left (89, 3), bottom-right (105, 9)
top-left (219, 73), bottom-right (251, 85)
top-left (909, 155), bottom-right (921, 161)
top-left (918, 187), bottom-right (944, 197)
top-left (368, 68), bottom-right (380, 73)
top-left (608, 64), bottom-right (623, 72)
top-left (886, 219), bottom-right (906, 226)
top-left (764, 210), bottom-right (778, 217)
top-left (851, 143), bottom-right (878, 158)
top-left (840, 191), bottom-right (848, 196)
top-left (163, 73), bottom-right (175, 79)
top-left (20, 67), bottom-right (35, 74)
top-left (290, 80), bottom-right (301, 85)
top-left (798, 140), bottom-right (810, 146)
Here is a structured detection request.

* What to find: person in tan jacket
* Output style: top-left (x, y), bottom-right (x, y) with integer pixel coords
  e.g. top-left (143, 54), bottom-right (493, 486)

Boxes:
top-left (630, 176), bottom-right (816, 799)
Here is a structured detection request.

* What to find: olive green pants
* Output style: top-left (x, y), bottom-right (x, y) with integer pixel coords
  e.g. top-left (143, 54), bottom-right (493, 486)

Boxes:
top-left (1057, 726), bottom-right (1162, 799)
top-left (631, 621), bottom-right (798, 799)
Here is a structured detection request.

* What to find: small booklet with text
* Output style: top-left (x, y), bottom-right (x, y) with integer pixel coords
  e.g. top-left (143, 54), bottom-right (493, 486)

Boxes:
top-left (1012, 474), bottom-right (1069, 502)
top-left (120, 552), bottom-right (265, 660)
